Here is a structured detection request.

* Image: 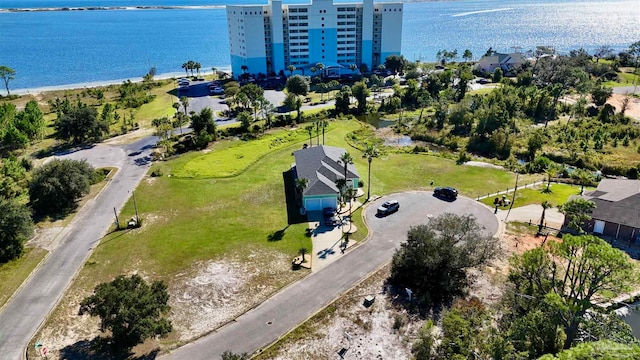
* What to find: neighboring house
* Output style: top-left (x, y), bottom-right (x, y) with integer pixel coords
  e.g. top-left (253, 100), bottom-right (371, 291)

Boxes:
top-left (293, 145), bottom-right (360, 212)
top-left (475, 52), bottom-right (527, 74)
top-left (565, 179), bottom-right (640, 241)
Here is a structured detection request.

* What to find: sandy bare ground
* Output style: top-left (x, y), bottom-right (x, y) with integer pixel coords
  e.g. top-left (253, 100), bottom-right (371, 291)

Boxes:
top-left (608, 93), bottom-right (640, 121)
top-left (256, 228), bottom-right (533, 360)
top-left (33, 249), bottom-right (306, 359)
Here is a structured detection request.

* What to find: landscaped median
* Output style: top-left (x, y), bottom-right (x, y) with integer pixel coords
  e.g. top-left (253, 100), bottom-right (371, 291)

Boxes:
top-left (28, 119), bottom-right (527, 358)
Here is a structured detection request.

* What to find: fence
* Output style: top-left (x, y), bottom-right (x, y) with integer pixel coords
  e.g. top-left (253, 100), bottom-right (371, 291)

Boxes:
top-left (476, 179), bottom-right (546, 201)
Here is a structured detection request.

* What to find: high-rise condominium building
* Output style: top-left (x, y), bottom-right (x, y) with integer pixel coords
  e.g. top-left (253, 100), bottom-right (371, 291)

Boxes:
top-left (226, 0), bottom-right (403, 79)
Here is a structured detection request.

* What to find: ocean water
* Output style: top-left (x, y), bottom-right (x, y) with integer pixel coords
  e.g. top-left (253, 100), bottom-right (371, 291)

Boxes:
top-left (0, 0), bottom-right (639, 92)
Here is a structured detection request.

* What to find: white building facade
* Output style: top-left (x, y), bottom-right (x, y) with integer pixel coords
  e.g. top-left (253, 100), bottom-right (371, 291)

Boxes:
top-left (226, 0), bottom-right (402, 79)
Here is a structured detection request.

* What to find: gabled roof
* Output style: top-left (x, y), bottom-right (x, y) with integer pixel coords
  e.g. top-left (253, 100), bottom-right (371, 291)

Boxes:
top-left (578, 179), bottom-right (640, 228)
top-left (293, 145), bottom-right (360, 197)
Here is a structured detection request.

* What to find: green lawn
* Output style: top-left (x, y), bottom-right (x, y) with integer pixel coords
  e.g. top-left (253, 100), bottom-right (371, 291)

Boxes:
top-left (0, 247), bottom-right (48, 308)
top-left (479, 183), bottom-right (589, 208)
top-left (172, 126), bottom-right (324, 178)
top-left (133, 83), bottom-right (177, 127)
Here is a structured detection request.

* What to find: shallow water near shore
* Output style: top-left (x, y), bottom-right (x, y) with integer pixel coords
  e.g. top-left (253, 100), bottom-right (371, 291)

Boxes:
top-left (1, 0), bottom-right (639, 93)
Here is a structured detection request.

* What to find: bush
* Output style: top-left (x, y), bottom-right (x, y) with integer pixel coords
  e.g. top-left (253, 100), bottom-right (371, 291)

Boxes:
top-left (29, 159), bottom-right (94, 215)
top-left (0, 197), bottom-right (33, 263)
top-left (150, 167), bottom-right (163, 177)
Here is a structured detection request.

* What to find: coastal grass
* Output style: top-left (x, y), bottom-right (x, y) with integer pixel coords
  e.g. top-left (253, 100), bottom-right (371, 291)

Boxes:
top-left (172, 125), bottom-right (330, 178)
top-left (479, 183), bottom-right (588, 208)
top-left (0, 247), bottom-right (48, 308)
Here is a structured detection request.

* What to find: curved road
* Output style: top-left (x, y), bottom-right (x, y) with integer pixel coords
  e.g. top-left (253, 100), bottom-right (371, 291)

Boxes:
top-left (0, 136), bottom-right (158, 360)
top-left (163, 191), bottom-right (498, 359)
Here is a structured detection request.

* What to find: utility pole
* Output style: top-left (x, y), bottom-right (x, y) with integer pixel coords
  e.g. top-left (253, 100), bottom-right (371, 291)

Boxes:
top-left (132, 191), bottom-right (140, 225)
top-left (113, 207), bottom-right (120, 229)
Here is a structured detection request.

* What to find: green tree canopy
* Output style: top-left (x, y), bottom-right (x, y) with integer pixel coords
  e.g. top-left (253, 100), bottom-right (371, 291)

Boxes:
top-left (54, 105), bottom-right (107, 144)
top-left (558, 198), bottom-right (595, 233)
top-left (538, 340), bottom-right (640, 360)
top-left (29, 159), bottom-right (95, 215)
top-left (0, 197), bottom-right (34, 263)
top-left (80, 274), bottom-right (172, 348)
top-left (190, 107), bottom-right (216, 137)
top-left (384, 54), bottom-right (408, 74)
top-left (0, 65), bottom-right (16, 96)
top-left (351, 81), bottom-right (370, 115)
top-left (285, 75), bottom-right (309, 96)
top-left (389, 213), bottom-right (501, 308)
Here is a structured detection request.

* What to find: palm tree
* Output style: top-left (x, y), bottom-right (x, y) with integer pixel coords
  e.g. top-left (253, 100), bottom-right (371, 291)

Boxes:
top-left (539, 200), bottom-right (552, 234)
top-left (362, 144), bottom-right (380, 200)
top-left (315, 62), bottom-right (325, 77)
top-left (349, 64), bottom-right (358, 74)
top-left (298, 247), bottom-right (308, 263)
top-left (335, 178), bottom-right (347, 205)
top-left (463, 49), bottom-right (473, 62)
top-left (310, 67), bottom-right (317, 76)
top-left (319, 120), bottom-right (328, 145)
top-left (544, 163), bottom-right (560, 192)
top-left (181, 62), bottom-right (189, 77)
top-left (287, 65), bottom-right (296, 76)
top-left (195, 62), bottom-right (202, 78)
top-left (187, 60), bottom-right (195, 76)
top-left (317, 83), bottom-right (327, 102)
top-left (172, 101), bottom-right (180, 114)
top-left (241, 65), bottom-right (248, 74)
top-left (338, 152), bottom-right (354, 203)
top-left (305, 125), bottom-right (314, 146)
top-left (180, 96), bottom-right (189, 116)
top-left (295, 177), bottom-right (308, 195)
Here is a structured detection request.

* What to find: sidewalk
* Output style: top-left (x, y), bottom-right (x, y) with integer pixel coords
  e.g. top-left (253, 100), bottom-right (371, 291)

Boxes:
top-left (496, 204), bottom-right (564, 228)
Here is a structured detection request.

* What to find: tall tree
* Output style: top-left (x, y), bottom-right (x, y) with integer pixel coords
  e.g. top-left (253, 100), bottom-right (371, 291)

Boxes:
top-left (539, 200), bottom-right (552, 234)
top-left (362, 144), bottom-right (379, 200)
top-left (349, 63), bottom-right (358, 74)
top-left (389, 213), bottom-right (501, 308)
top-left (80, 274), bottom-right (172, 348)
top-left (287, 65), bottom-right (296, 76)
top-left (54, 105), bottom-right (107, 144)
top-left (315, 62), bottom-right (325, 77)
top-left (0, 197), bottom-right (34, 263)
top-left (351, 81), bottom-right (370, 115)
top-left (462, 49), bottom-right (473, 62)
top-left (384, 54), bottom-right (408, 75)
top-left (285, 75), bottom-right (309, 96)
top-left (558, 198), bottom-right (596, 233)
top-left (305, 124), bottom-right (314, 147)
top-left (334, 86), bottom-right (351, 114)
top-left (0, 65), bottom-right (16, 96)
top-left (181, 62), bottom-right (189, 77)
top-left (180, 96), bottom-right (190, 116)
top-left (194, 62), bottom-right (202, 78)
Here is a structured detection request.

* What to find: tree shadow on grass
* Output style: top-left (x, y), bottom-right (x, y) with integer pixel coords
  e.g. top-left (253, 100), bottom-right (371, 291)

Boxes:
top-left (268, 225), bottom-right (290, 242)
top-left (282, 169), bottom-right (307, 225)
top-left (59, 336), bottom-right (159, 360)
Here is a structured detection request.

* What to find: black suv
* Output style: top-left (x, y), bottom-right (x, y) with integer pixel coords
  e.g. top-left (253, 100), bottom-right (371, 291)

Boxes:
top-left (377, 200), bottom-right (400, 216)
top-left (434, 187), bottom-right (458, 200)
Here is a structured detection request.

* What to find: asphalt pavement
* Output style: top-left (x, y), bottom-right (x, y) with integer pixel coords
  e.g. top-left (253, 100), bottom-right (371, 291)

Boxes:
top-left (0, 136), bottom-right (157, 360)
top-left (162, 191), bottom-right (498, 359)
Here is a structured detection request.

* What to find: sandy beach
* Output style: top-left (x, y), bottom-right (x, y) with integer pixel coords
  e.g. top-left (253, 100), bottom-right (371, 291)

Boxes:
top-left (8, 67), bottom-right (231, 96)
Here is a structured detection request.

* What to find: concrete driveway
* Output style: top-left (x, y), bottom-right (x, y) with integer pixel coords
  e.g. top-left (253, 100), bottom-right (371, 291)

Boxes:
top-left (162, 191), bottom-right (497, 359)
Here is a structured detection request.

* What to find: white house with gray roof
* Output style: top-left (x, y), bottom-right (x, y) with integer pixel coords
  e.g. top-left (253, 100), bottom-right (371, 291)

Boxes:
top-left (293, 145), bottom-right (360, 211)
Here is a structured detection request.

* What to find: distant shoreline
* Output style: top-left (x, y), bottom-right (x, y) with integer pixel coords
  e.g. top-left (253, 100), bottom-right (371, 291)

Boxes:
top-left (9, 68), bottom-right (231, 96)
top-left (0, 5), bottom-right (225, 13)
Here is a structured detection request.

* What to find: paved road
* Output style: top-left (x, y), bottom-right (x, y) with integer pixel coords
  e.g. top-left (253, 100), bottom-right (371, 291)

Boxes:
top-left (0, 136), bottom-right (157, 360)
top-left (612, 85), bottom-right (640, 95)
top-left (162, 191), bottom-right (498, 359)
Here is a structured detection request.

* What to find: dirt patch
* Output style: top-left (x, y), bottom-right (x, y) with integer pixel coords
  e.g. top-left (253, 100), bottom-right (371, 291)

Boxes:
top-left (260, 265), bottom-right (421, 360)
top-left (25, 226), bottom-right (65, 251)
top-left (32, 249), bottom-right (306, 359)
top-left (607, 93), bottom-right (640, 121)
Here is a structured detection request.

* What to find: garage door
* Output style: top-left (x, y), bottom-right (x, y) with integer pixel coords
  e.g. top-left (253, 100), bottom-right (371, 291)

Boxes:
top-left (321, 197), bottom-right (337, 210)
top-left (304, 198), bottom-right (322, 211)
top-left (593, 220), bottom-right (605, 234)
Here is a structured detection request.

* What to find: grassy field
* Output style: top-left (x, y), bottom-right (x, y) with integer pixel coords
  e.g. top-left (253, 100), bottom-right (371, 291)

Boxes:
top-left (479, 183), bottom-right (590, 208)
top-left (26, 119), bottom-right (536, 354)
top-left (0, 247), bottom-right (48, 308)
top-left (172, 126), bottom-right (325, 178)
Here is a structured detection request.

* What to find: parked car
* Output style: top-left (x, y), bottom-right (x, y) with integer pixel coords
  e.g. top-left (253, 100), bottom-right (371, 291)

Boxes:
top-left (377, 200), bottom-right (400, 216)
top-left (434, 187), bottom-right (458, 200)
top-left (477, 78), bottom-right (490, 84)
top-left (209, 87), bottom-right (224, 95)
top-left (322, 207), bottom-right (336, 218)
